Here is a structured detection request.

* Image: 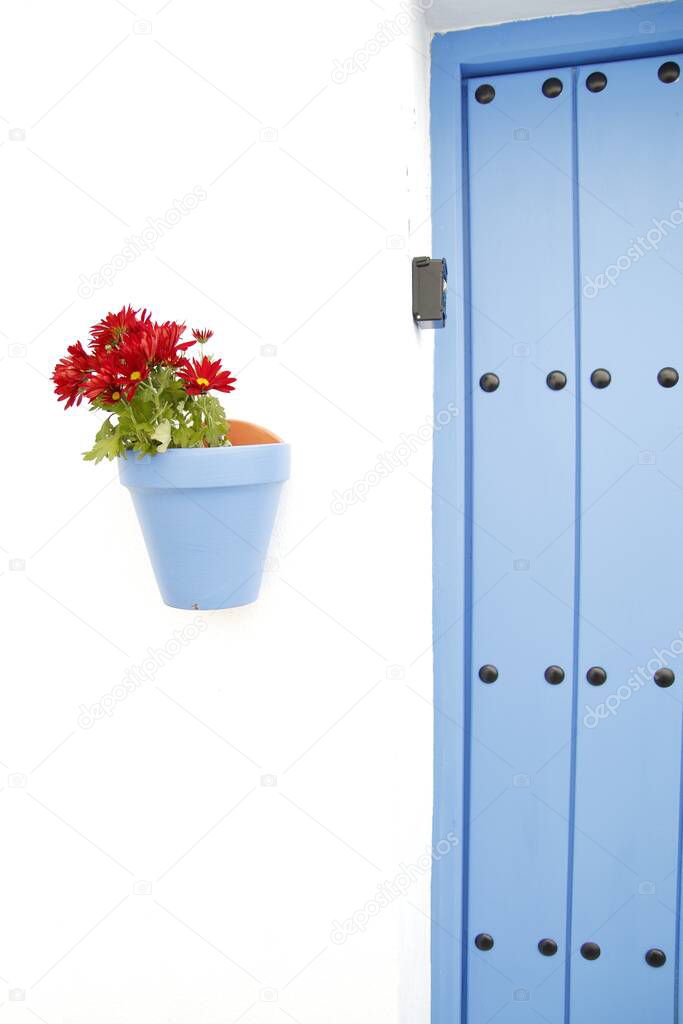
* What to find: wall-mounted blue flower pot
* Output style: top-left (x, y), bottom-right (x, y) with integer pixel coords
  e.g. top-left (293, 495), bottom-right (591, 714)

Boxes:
top-left (119, 421), bottom-right (290, 609)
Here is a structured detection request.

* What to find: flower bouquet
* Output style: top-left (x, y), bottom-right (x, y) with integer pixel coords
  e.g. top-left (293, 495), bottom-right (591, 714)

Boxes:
top-left (52, 306), bottom-right (237, 459)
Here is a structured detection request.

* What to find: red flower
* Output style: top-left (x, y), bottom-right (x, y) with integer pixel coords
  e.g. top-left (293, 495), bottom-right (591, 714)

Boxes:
top-left (104, 342), bottom-right (150, 399)
top-left (139, 321), bottom-right (194, 365)
top-left (90, 305), bottom-right (148, 352)
top-left (83, 366), bottom-right (126, 406)
top-left (178, 355), bottom-right (236, 396)
top-left (52, 341), bottom-right (95, 408)
top-left (192, 328), bottom-right (214, 344)
top-left (53, 308), bottom-right (229, 416)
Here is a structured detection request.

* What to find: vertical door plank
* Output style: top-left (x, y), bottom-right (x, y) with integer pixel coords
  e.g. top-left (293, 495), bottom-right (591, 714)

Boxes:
top-left (466, 66), bottom-right (576, 1024)
top-left (571, 51), bottom-right (683, 1023)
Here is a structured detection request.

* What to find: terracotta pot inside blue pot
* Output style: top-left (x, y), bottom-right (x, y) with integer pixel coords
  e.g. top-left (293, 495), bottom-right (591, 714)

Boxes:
top-left (119, 420), bottom-right (290, 609)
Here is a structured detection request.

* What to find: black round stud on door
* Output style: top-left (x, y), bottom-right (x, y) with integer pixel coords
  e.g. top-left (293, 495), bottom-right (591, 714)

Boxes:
top-left (654, 668), bottom-right (675, 688)
top-left (645, 948), bottom-right (667, 967)
top-left (475, 84), bottom-right (495, 104)
top-left (586, 666), bottom-right (607, 686)
top-left (659, 61), bottom-right (680, 84)
top-left (546, 371), bottom-right (567, 391)
top-left (586, 71), bottom-right (608, 93)
top-left (591, 368), bottom-right (611, 389)
top-left (545, 665), bottom-right (565, 685)
top-left (538, 938), bottom-right (558, 956)
top-left (542, 77), bottom-right (563, 98)
top-left (475, 933), bottom-right (494, 951)
top-left (580, 942), bottom-right (601, 960)
top-left (479, 664), bottom-right (499, 684)
top-left (480, 372), bottom-right (500, 393)
top-left (658, 367), bottom-right (679, 388)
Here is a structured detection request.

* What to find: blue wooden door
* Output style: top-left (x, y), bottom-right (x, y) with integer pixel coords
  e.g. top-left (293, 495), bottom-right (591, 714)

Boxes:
top-left (462, 53), bottom-right (683, 1023)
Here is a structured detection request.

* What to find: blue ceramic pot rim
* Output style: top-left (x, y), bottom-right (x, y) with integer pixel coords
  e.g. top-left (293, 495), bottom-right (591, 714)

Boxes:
top-left (118, 441), bottom-right (290, 490)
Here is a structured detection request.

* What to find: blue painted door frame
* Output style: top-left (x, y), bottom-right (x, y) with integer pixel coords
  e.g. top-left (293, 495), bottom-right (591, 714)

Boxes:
top-left (431, 4), bottom-right (683, 1022)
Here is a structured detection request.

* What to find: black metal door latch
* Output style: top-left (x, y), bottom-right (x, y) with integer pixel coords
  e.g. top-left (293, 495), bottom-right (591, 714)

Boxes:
top-left (412, 257), bottom-right (447, 329)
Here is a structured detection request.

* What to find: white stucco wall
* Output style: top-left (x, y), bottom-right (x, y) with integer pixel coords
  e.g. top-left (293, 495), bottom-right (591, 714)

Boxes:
top-left (1, 3), bottom-right (434, 1023)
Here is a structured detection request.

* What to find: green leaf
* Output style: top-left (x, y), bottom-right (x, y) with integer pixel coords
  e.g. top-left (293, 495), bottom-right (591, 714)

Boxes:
top-left (200, 395), bottom-right (229, 448)
top-left (83, 418), bottom-right (123, 463)
top-left (171, 421), bottom-right (195, 448)
top-left (151, 420), bottom-right (172, 453)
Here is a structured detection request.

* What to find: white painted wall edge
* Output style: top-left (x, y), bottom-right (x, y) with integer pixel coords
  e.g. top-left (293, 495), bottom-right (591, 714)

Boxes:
top-left (427, 0), bottom-right (674, 35)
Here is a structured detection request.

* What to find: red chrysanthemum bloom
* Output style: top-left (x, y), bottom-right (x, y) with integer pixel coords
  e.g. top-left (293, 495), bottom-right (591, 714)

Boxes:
top-left (192, 328), bottom-right (214, 344)
top-left (83, 366), bottom-right (127, 406)
top-left (102, 341), bottom-right (150, 400)
top-left (52, 341), bottom-right (95, 408)
top-left (178, 355), bottom-right (237, 396)
top-left (138, 320), bottom-right (194, 365)
top-left (90, 305), bottom-right (148, 353)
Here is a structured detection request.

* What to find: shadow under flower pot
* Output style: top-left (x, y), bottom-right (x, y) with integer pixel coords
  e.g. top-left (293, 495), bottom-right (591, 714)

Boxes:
top-left (118, 420), bottom-right (290, 609)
